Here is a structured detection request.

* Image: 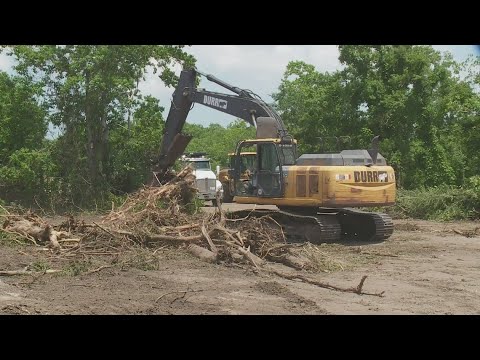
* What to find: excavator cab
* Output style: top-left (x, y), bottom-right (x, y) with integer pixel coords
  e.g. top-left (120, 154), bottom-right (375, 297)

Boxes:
top-left (233, 138), bottom-right (296, 198)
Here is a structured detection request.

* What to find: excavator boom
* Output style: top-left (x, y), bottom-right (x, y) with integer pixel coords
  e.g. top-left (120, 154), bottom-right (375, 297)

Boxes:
top-left (153, 68), bottom-right (288, 177)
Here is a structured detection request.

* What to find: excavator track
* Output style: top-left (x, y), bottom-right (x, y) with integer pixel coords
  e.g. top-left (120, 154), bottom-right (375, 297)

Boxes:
top-left (227, 207), bottom-right (393, 244)
top-left (226, 208), bottom-right (341, 244)
top-left (336, 208), bottom-right (394, 242)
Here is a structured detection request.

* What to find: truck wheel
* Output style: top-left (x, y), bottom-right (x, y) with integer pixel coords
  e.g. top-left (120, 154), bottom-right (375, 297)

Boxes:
top-left (222, 183), bottom-right (234, 203)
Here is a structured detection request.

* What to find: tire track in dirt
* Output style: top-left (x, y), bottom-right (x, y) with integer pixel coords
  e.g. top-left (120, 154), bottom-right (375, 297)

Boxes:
top-left (254, 280), bottom-right (328, 314)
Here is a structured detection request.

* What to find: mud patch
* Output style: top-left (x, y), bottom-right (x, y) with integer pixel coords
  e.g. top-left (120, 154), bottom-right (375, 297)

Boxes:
top-left (254, 280), bottom-right (326, 313)
top-left (1, 304), bottom-right (35, 315)
top-left (395, 222), bottom-right (420, 232)
top-left (0, 279), bottom-right (23, 303)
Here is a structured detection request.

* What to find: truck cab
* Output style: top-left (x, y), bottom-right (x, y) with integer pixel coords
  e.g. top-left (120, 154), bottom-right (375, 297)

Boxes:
top-left (180, 153), bottom-right (223, 205)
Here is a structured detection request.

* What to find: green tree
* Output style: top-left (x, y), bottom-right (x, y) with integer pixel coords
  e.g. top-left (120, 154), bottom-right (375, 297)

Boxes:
top-left (1, 45), bottom-right (195, 202)
top-left (274, 46), bottom-right (480, 189)
top-left (456, 55), bottom-right (480, 179)
top-left (0, 72), bottom-right (47, 164)
top-left (109, 96), bottom-right (165, 193)
top-left (338, 45), bottom-right (479, 188)
top-left (0, 146), bottom-right (58, 205)
top-left (273, 61), bottom-right (358, 154)
top-left (184, 119), bottom-right (256, 169)
top-left (0, 71), bottom-right (51, 205)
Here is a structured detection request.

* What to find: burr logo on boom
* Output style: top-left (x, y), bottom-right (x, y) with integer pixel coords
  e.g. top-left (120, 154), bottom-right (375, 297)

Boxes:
top-left (203, 95), bottom-right (228, 110)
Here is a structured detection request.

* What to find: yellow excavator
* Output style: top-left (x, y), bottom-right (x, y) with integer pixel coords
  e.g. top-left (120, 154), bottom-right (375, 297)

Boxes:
top-left (153, 68), bottom-right (396, 243)
top-left (218, 152), bottom-right (256, 203)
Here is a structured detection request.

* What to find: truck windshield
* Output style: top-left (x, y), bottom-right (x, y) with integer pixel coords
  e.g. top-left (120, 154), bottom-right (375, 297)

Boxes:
top-left (192, 161), bottom-right (211, 170)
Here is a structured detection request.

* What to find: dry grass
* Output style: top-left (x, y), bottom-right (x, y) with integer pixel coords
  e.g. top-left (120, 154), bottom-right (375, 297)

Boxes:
top-left (297, 243), bottom-right (347, 273)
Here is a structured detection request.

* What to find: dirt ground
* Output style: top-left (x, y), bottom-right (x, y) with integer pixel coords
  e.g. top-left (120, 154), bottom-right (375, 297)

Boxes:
top-left (1, 203), bottom-right (479, 315)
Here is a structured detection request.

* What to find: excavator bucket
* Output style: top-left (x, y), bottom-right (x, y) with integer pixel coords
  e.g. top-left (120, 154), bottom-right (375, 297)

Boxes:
top-left (162, 133), bottom-right (193, 170)
top-left (150, 133), bottom-right (193, 186)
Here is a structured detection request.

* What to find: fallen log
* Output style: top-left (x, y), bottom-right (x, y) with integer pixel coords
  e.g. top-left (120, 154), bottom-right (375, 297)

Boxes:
top-left (188, 244), bottom-right (217, 263)
top-left (110, 228), bottom-right (213, 243)
top-left (232, 245), bottom-right (265, 268)
top-left (2, 219), bottom-right (70, 250)
top-left (267, 270), bottom-right (384, 297)
top-left (4, 219), bottom-right (50, 243)
top-left (268, 254), bottom-right (312, 270)
top-left (0, 269), bottom-right (61, 276)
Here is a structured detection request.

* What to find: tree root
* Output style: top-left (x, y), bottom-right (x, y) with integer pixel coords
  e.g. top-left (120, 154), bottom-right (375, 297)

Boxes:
top-left (266, 271), bottom-right (385, 297)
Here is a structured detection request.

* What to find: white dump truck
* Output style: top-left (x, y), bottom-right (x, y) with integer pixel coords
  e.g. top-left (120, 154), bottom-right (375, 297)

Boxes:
top-left (180, 153), bottom-right (223, 206)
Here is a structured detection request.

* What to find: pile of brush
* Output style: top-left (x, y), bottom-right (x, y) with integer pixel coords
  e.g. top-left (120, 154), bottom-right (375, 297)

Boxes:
top-left (101, 166), bottom-right (298, 269)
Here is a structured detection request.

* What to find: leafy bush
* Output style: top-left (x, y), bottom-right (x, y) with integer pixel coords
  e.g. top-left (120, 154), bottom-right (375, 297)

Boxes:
top-left (391, 177), bottom-right (480, 220)
top-left (0, 147), bottom-right (60, 207)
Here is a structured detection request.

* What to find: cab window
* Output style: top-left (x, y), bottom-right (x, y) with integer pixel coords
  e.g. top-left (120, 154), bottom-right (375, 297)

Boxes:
top-left (259, 143), bottom-right (280, 172)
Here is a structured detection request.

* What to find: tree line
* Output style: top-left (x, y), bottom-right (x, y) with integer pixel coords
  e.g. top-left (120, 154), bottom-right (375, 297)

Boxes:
top-left (0, 45), bottom-right (478, 212)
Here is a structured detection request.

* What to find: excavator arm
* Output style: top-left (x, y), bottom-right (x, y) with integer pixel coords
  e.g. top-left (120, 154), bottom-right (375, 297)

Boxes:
top-left (153, 68), bottom-right (288, 178)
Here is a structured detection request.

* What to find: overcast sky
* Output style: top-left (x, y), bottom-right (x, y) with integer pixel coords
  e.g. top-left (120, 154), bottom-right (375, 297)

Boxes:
top-left (1, 45), bottom-right (478, 134)
top-left (143, 45), bottom-right (479, 127)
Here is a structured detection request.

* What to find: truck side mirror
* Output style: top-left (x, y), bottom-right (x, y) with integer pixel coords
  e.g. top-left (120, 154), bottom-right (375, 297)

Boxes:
top-left (216, 165), bottom-right (220, 176)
